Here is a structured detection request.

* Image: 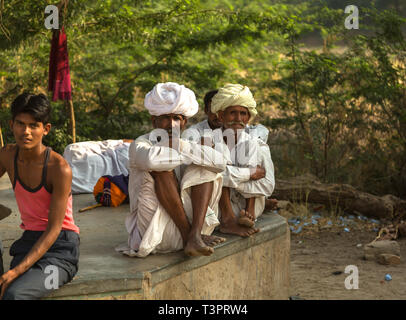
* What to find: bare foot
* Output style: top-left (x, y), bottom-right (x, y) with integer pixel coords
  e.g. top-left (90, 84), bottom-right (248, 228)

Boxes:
top-left (220, 219), bottom-right (259, 237)
top-left (184, 235), bottom-right (214, 257)
top-left (201, 234), bottom-right (226, 247)
top-left (238, 209), bottom-right (255, 227)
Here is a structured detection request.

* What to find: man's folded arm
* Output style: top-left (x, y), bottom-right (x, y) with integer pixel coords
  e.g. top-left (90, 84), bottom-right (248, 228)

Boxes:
top-left (179, 140), bottom-right (230, 173)
top-left (129, 139), bottom-right (183, 172)
top-left (234, 145), bottom-right (275, 197)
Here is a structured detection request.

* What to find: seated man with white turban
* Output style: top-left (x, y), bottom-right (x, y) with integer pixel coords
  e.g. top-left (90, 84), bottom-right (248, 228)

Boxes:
top-left (118, 82), bottom-right (228, 258)
top-left (212, 84), bottom-right (276, 237)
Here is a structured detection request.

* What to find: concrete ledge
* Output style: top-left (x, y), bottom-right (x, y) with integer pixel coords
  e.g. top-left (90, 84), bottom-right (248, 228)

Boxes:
top-left (0, 178), bottom-right (289, 300)
top-left (46, 212), bottom-right (290, 300)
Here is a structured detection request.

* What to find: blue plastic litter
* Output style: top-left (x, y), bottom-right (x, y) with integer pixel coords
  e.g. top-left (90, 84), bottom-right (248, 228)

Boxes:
top-left (295, 220), bottom-right (301, 225)
top-left (385, 274), bottom-right (392, 281)
top-left (327, 221), bottom-right (332, 225)
top-left (348, 215), bottom-right (355, 219)
top-left (288, 218), bottom-right (297, 224)
top-left (344, 227), bottom-right (350, 232)
top-left (304, 222), bottom-right (310, 226)
top-left (272, 210), bottom-right (278, 214)
top-left (290, 226), bottom-right (294, 231)
top-left (292, 226), bottom-right (303, 234)
top-left (370, 219), bottom-right (380, 224)
top-left (312, 219), bottom-right (318, 225)
top-left (339, 216), bottom-right (345, 221)
top-left (312, 214), bottom-right (321, 219)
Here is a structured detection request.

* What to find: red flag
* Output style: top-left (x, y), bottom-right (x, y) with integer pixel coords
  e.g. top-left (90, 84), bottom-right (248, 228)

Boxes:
top-left (48, 26), bottom-right (72, 101)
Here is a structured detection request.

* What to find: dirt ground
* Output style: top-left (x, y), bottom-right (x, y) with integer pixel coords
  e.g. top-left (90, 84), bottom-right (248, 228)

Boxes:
top-left (288, 217), bottom-right (406, 300)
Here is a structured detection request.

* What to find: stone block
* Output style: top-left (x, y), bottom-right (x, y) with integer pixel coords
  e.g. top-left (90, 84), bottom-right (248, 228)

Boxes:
top-left (364, 240), bottom-right (400, 261)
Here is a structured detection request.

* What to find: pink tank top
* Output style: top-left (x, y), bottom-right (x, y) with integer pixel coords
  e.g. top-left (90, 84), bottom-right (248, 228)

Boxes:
top-left (13, 147), bottom-right (79, 234)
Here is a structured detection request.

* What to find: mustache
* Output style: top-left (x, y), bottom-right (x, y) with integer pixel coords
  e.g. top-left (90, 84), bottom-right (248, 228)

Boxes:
top-left (165, 128), bottom-right (181, 135)
top-left (226, 121), bottom-right (245, 127)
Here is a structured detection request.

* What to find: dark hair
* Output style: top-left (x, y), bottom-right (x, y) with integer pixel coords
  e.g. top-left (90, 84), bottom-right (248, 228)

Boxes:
top-left (11, 93), bottom-right (51, 124)
top-left (203, 90), bottom-right (218, 112)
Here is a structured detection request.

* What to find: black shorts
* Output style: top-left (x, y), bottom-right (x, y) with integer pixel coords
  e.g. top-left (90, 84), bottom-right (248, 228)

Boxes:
top-left (9, 230), bottom-right (80, 280)
top-left (1, 230), bottom-right (80, 300)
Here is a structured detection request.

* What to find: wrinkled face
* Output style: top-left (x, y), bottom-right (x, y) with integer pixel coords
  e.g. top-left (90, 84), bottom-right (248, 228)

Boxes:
top-left (205, 102), bottom-right (222, 129)
top-left (10, 113), bottom-right (50, 150)
top-left (218, 105), bottom-right (250, 132)
top-left (151, 113), bottom-right (187, 137)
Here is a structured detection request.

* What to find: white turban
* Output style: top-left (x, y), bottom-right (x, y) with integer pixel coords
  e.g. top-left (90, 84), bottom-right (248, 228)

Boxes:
top-left (211, 84), bottom-right (257, 119)
top-left (144, 82), bottom-right (198, 118)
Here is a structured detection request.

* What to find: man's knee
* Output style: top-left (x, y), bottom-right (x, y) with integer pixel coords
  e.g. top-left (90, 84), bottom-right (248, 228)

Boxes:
top-left (150, 170), bottom-right (175, 180)
top-left (191, 180), bottom-right (213, 191)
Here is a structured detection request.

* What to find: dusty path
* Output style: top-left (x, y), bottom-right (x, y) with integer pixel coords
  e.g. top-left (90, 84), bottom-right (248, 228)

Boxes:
top-left (290, 229), bottom-right (406, 299)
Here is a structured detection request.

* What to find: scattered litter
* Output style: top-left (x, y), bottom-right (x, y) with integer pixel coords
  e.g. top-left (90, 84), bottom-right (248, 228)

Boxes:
top-left (356, 243), bottom-right (363, 248)
top-left (327, 221), bottom-right (332, 225)
top-left (348, 215), bottom-right (355, 219)
top-left (339, 216), bottom-right (345, 221)
top-left (332, 271), bottom-right (343, 275)
top-left (272, 210), bottom-right (278, 214)
top-left (288, 218), bottom-right (297, 224)
top-left (295, 220), bottom-right (301, 225)
top-left (385, 274), bottom-right (392, 281)
top-left (370, 219), bottom-right (380, 224)
top-left (290, 226), bottom-right (295, 231)
top-left (298, 240), bottom-right (303, 244)
top-left (312, 214), bottom-right (321, 219)
top-left (303, 222), bottom-right (310, 226)
top-left (292, 226), bottom-right (303, 234)
top-left (311, 219), bottom-right (318, 225)
top-left (344, 228), bottom-right (350, 232)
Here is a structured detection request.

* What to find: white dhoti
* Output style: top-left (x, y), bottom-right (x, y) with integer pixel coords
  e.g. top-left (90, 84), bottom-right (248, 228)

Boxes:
top-left (117, 164), bottom-right (223, 258)
top-left (219, 131), bottom-right (275, 221)
top-left (228, 189), bottom-right (266, 220)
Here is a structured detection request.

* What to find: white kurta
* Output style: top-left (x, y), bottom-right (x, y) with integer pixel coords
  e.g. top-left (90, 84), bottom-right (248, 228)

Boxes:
top-left (63, 140), bottom-right (130, 194)
top-left (219, 130), bottom-right (275, 220)
top-left (117, 133), bottom-right (229, 258)
top-left (190, 120), bottom-right (270, 143)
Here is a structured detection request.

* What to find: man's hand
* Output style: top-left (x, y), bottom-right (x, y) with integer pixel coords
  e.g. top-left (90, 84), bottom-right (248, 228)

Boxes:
top-left (0, 269), bottom-right (19, 299)
top-left (250, 165), bottom-right (266, 180)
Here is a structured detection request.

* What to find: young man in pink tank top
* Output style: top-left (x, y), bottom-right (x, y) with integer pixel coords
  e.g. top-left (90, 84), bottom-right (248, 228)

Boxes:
top-left (0, 93), bottom-right (80, 300)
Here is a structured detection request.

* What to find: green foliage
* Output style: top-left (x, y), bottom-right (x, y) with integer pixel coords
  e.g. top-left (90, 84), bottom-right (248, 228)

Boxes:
top-left (1, 0), bottom-right (405, 197)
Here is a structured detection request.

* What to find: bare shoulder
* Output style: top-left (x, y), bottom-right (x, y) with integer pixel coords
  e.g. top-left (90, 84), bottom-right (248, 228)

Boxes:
top-left (0, 144), bottom-right (17, 167)
top-left (0, 144), bottom-right (17, 156)
top-left (48, 150), bottom-right (72, 180)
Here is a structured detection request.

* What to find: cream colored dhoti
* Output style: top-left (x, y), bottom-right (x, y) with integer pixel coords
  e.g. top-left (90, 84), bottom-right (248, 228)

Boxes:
top-left (228, 189), bottom-right (265, 220)
top-left (116, 164), bottom-right (223, 257)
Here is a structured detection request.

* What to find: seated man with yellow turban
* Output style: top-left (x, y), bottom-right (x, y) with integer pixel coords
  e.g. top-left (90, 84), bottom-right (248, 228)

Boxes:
top-left (191, 89), bottom-right (270, 143)
top-left (116, 82), bottom-right (228, 257)
top-left (211, 84), bottom-right (276, 237)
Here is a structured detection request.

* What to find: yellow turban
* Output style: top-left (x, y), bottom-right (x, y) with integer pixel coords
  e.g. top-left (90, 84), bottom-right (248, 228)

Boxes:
top-left (211, 84), bottom-right (257, 119)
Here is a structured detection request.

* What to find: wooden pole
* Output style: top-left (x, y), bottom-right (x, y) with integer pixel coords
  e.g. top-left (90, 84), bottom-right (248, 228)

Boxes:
top-left (66, 99), bottom-right (76, 143)
top-left (0, 125), bottom-right (4, 147)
